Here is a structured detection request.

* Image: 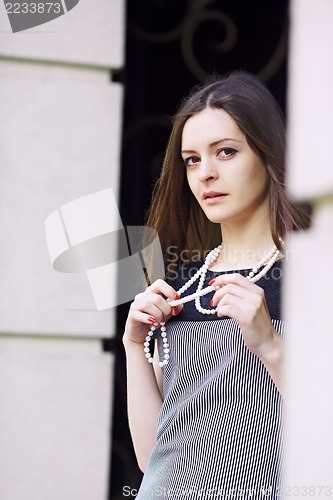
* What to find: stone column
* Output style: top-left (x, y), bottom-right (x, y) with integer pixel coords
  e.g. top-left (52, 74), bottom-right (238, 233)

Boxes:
top-left (0, 1), bottom-right (125, 499)
top-left (286, 0), bottom-right (333, 495)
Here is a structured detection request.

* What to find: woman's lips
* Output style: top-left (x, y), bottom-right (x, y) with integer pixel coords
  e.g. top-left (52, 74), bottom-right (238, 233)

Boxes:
top-left (202, 191), bottom-right (228, 204)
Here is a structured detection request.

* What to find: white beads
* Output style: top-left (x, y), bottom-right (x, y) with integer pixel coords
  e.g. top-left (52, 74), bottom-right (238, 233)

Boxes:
top-left (168, 285), bottom-right (215, 307)
top-left (145, 242), bottom-right (282, 366)
top-left (191, 245), bottom-right (223, 315)
top-left (144, 321), bottom-right (170, 367)
top-left (247, 248), bottom-right (280, 284)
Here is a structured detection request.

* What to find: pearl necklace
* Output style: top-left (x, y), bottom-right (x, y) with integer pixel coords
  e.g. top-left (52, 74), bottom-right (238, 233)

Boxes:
top-left (144, 243), bottom-right (282, 367)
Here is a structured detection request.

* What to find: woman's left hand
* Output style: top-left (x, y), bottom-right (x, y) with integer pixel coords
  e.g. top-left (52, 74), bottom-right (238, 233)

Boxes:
top-left (209, 273), bottom-right (278, 359)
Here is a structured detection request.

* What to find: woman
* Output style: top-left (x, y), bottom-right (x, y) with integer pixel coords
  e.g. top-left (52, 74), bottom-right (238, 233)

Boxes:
top-left (123, 71), bottom-right (310, 499)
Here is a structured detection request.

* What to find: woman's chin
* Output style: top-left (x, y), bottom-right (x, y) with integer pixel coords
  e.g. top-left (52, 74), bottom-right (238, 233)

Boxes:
top-left (205, 215), bottom-right (224, 225)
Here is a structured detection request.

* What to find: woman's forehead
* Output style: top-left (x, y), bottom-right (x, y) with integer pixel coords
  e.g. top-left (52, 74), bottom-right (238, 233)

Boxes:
top-left (181, 108), bottom-right (244, 148)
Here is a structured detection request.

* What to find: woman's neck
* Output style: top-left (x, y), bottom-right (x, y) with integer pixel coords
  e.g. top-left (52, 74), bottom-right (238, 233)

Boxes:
top-left (210, 217), bottom-right (276, 272)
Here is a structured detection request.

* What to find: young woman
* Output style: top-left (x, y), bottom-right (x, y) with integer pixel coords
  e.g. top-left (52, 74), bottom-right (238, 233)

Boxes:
top-left (123, 71), bottom-right (310, 499)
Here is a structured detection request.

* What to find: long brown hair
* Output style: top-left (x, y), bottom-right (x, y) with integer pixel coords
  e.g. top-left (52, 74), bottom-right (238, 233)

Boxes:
top-left (145, 71), bottom-right (311, 277)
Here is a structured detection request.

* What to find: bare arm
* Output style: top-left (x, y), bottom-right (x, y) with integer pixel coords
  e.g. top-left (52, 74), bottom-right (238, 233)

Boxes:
top-left (123, 280), bottom-right (182, 471)
top-left (123, 337), bottom-right (163, 472)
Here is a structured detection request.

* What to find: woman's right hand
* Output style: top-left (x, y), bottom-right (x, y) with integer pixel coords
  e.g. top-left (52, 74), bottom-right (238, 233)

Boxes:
top-left (123, 279), bottom-right (183, 345)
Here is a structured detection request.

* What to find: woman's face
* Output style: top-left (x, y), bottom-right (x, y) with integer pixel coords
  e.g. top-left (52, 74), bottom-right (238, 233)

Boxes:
top-left (181, 108), bottom-right (269, 227)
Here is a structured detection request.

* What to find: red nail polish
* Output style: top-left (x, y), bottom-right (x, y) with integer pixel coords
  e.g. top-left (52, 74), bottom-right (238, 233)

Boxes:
top-left (174, 294), bottom-right (180, 300)
top-left (148, 316), bottom-right (157, 323)
top-left (172, 306), bottom-right (179, 315)
top-left (208, 278), bottom-right (216, 286)
top-left (210, 299), bottom-right (214, 307)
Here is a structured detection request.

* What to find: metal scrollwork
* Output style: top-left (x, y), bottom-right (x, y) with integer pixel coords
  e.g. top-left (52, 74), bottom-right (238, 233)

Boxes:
top-left (181, 8), bottom-right (238, 81)
top-left (128, 0), bottom-right (287, 83)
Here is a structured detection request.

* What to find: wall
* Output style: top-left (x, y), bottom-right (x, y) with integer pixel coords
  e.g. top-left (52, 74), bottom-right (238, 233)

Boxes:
top-left (286, 0), bottom-right (333, 496)
top-left (0, 1), bottom-right (125, 499)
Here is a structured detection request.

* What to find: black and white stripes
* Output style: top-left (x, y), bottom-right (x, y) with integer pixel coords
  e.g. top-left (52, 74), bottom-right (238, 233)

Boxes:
top-left (137, 319), bottom-right (284, 499)
top-left (136, 262), bottom-right (285, 499)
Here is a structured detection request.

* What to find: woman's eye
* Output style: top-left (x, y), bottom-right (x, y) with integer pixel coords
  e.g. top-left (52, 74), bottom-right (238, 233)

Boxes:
top-left (218, 147), bottom-right (237, 158)
top-left (183, 156), bottom-right (200, 167)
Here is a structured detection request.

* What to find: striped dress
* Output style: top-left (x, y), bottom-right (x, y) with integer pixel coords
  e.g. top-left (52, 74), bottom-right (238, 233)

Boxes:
top-left (137, 260), bottom-right (285, 499)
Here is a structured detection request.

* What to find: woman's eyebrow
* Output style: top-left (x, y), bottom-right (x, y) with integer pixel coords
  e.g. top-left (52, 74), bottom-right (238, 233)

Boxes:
top-left (209, 137), bottom-right (242, 147)
top-left (181, 137), bottom-right (242, 154)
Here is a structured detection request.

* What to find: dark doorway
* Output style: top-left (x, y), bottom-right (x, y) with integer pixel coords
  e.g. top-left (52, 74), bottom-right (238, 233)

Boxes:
top-left (110, 1), bottom-right (288, 498)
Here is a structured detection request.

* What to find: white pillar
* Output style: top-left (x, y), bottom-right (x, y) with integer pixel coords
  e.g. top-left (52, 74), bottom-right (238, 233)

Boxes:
top-left (0, 1), bottom-right (125, 499)
top-left (286, 0), bottom-right (333, 497)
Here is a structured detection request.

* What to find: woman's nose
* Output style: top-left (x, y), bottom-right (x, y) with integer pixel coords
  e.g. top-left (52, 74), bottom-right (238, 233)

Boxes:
top-left (197, 158), bottom-right (218, 182)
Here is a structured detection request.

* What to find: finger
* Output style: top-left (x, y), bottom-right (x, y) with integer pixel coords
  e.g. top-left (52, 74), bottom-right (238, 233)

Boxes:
top-left (132, 292), bottom-right (172, 320)
top-left (216, 290), bottom-right (267, 326)
top-left (215, 293), bottom-right (258, 322)
top-left (146, 279), bottom-right (179, 300)
top-left (137, 279), bottom-right (184, 319)
top-left (216, 293), bottom-right (244, 319)
top-left (170, 293), bottom-right (184, 316)
top-left (129, 309), bottom-right (165, 325)
top-left (130, 309), bottom-right (157, 325)
top-left (211, 282), bottom-right (250, 307)
top-left (209, 272), bottom-right (259, 292)
top-left (146, 281), bottom-right (184, 315)
top-left (145, 291), bottom-right (184, 317)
